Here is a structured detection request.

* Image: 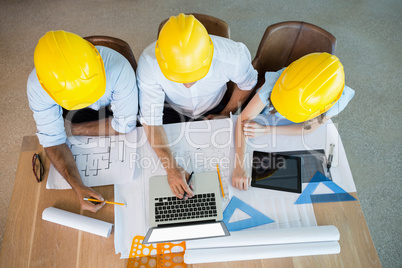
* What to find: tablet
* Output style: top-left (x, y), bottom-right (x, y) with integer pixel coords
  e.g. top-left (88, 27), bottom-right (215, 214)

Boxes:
top-left (251, 151), bottom-right (302, 193)
top-left (278, 150), bottom-right (331, 182)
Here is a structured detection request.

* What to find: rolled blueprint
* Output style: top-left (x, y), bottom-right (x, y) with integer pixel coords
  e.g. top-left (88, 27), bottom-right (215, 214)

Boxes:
top-left (184, 241), bottom-right (340, 264)
top-left (186, 225), bottom-right (339, 249)
top-left (42, 207), bottom-right (113, 237)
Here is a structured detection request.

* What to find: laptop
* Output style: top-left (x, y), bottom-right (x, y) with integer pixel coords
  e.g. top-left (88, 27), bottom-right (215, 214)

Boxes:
top-left (143, 171), bottom-right (230, 244)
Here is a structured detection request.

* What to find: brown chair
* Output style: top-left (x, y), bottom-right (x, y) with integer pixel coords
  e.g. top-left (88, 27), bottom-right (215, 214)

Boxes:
top-left (251, 21), bottom-right (336, 92)
top-left (157, 13), bottom-right (230, 38)
top-left (84, 36), bottom-right (137, 71)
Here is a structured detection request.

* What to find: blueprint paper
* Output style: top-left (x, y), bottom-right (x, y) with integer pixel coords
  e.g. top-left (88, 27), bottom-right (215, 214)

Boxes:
top-left (46, 134), bottom-right (137, 189)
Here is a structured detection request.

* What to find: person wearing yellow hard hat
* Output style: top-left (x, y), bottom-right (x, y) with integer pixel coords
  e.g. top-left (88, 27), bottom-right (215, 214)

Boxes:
top-left (232, 53), bottom-right (355, 190)
top-left (136, 13), bottom-right (258, 198)
top-left (27, 31), bottom-right (138, 212)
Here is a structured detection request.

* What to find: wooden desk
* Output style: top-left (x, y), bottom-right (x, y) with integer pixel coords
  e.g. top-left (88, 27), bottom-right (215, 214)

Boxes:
top-left (0, 136), bottom-right (381, 267)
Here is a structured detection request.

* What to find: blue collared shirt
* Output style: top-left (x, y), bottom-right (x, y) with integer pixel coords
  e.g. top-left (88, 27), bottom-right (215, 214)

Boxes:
top-left (27, 46), bottom-right (138, 147)
top-left (257, 69), bottom-right (355, 125)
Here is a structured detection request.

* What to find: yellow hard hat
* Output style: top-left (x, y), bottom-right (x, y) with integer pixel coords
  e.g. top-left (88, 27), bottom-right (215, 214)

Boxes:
top-left (271, 53), bottom-right (345, 123)
top-left (34, 30), bottom-right (106, 110)
top-left (155, 13), bottom-right (214, 83)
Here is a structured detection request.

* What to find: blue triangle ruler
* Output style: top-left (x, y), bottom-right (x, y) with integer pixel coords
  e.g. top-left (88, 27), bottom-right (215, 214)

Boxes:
top-left (295, 171), bottom-right (356, 204)
top-left (223, 196), bottom-right (274, 231)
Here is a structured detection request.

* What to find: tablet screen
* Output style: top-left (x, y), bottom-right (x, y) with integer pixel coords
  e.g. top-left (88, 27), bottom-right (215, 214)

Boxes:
top-left (251, 151), bottom-right (302, 193)
top-left (278, 150), bottom-right (331, 183)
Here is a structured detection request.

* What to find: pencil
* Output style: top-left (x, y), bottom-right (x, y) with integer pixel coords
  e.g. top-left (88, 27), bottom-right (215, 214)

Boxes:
top-left (183, 171), bottom-right (194, 199)
top-left (216, 164), bottom-right (225, 198)
top-left (83, 198), bottom-right (126, 206)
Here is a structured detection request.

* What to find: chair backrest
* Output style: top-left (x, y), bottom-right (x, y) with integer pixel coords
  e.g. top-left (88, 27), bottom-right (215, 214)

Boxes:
top-left (157, 13), bottom-right (230, 38)
top-left (84, 36), bottom-right (137, 71)
top-left (252, 21), bottom-right (336, 92)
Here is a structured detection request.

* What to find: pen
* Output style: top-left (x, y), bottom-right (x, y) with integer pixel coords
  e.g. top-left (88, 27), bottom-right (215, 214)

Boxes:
top-left (327, 144), bottom-right (335, 172)
top-left (83, 198), bottom-right (126, 206)
top-left (183, 172), bottom-right (194, 199)
top-left (216, 164), bottom-right (225, 198)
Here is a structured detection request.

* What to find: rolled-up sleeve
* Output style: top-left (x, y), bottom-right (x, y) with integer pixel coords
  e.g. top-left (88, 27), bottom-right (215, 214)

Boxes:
top-left (258, 69), bottom-right (284, 105)
top-left (27, 70), bottom-right (66, 147)
top-left (326, 85), bottom-right (355, 117)
top-left (230, 42), bottom-right (258, 91)
top-left (137, 54), bottom-right (165, 126)
top-left (109, 60), bottom-right (139, 133)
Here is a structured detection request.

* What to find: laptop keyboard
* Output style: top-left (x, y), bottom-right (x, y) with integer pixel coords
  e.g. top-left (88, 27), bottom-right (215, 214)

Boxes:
top-left (154, 193), bottom-right (217, 222)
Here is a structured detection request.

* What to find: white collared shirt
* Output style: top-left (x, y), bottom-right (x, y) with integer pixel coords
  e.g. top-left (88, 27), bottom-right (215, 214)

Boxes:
top-left (137, 35), bottom-right (258, 125)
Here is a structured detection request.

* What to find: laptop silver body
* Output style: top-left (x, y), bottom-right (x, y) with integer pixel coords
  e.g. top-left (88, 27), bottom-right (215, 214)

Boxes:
top-left (143, 171), bottom-right (229, 244)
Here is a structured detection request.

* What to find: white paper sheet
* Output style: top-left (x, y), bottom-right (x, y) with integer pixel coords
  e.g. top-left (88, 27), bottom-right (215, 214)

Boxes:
top-left (166, 118), bottom-right (234, 199)
top-left (228, 187), bottom-right (317, 230)
top-left (114, 118), bottom-right (356, 259)
top-left (186, 225), bottom-right (339, 249)
top-left (115, 119), bottom-right (234, 257)
top-left (243, 118), bottom-right (356, 193)
top-left (42, 207), bottom-right (113, 237)
top-left (184, 241), bottom-right (340, 264)
top-left (185, 226), bottom-right (341, 264)
top-left (47, 133), bottom-right (137, 189)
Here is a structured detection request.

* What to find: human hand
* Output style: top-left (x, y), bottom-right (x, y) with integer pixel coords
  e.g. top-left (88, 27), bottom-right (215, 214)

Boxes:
top-left (205, 113), bottom-right (229, 120)
top-left (75, 185), bottom-right (106, 213)
top-left (242, 120), bottom-right (271, 138)
top-left (232, 167), bottom-right (251, 190)
top-left (167, 166), bottom-right (194, 199)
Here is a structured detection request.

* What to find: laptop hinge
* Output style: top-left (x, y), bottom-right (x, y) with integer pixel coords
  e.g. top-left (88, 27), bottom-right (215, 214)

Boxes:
top-left (157, 219), bottom-right (216, 228)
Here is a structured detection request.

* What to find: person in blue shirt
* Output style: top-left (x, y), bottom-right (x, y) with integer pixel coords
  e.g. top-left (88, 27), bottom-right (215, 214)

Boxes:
top-left (232, 53), bottom-right (355, 190)
top-left (27, 31), bottom-right (138, 212)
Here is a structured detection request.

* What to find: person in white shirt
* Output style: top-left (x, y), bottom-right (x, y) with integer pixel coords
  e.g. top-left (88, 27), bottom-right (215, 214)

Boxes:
top-left (232, 53), bottom-right (355, 190)
top-left (137, 13), bottom-right (257, 198)
top-left (28, 31), bottom-right (138, 212)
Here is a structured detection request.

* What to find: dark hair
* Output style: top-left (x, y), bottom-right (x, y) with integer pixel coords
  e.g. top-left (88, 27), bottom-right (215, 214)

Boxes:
top-left (268, 94), bottom-right (326, 130)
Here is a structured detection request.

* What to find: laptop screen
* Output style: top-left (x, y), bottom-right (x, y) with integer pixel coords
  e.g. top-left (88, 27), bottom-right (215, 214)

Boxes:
top-left (143, 221), bottom-right (229, 244)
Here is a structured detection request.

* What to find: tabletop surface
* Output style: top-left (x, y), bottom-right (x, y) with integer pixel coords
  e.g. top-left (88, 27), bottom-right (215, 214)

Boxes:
top-left (0, 136), bottom-right (381, 268)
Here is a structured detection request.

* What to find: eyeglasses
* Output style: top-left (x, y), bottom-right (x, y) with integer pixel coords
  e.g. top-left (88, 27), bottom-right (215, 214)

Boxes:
top-left (32, 153), bottom-right (44, 183)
